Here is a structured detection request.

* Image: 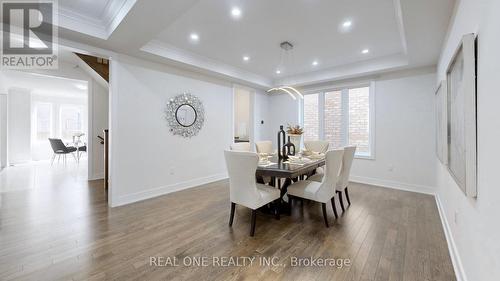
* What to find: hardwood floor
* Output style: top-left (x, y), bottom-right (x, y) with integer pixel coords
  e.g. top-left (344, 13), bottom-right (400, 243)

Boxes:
top-left (0, 178), bottom-right (456, 281)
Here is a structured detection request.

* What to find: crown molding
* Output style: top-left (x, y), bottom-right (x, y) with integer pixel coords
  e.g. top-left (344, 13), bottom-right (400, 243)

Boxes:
top-left (58, 6), bottom-right (107, 39)
top-left (140, 40), bottom-right (273, 88)
top-left (141, 39), bottom-right (411, 89)
top-left (102, 0), bottom-right (137, 36)
top-left (57, 0), bottom-right (136, 40)
top-left (276, 54), bottom-right (410, 87)
top-left (393, 0), bottom-right (408, 54)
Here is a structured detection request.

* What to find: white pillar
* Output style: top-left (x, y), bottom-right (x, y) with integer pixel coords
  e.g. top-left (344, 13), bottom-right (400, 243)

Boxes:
top-left (7, 88), bottom-right (32, 164)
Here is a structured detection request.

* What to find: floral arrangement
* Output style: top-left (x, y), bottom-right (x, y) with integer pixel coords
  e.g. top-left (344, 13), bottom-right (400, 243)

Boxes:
top-left (286, 124), bottom-right (303, 135)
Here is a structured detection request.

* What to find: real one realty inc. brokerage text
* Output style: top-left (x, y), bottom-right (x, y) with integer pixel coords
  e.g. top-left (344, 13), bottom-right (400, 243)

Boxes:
top-left (150, 256), bottom-right (352, 268)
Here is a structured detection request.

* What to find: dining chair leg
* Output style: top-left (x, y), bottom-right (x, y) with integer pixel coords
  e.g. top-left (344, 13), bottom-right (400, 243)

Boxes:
top-left (229, 202), bottom-right (236, 226)
top-left (71, 152), bottom-right (78, 162)
top-left (331, 197), bottom-right (338, 219)
top-left (58, 154), bottom-right (61, 164)
top-left (338, 191), bottom-right (345, 212)
top-left (321, 203), bottom-right (329, 228)
top-left (250, 210), bottom-right (257, 236)
top-left (51, 154), bottom-right (56, 166)
top-left (274, 199), bottom-right (280, 220)
top-left (345, 187), bottom-right (351, 206)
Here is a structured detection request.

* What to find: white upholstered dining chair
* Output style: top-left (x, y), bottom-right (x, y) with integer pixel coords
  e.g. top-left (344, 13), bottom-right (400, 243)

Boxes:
top-left (304, 140), bottom-right (330, 174)
top-left (224, 150), bottom-right (280, 236)
top-left (304, 140), bottom-right (329, 154)
top-left (255, 141), bottom-right (273, 154)
top-left (287, 149), bottom-right (344, 227)
top-left (335, 146), bottom-right (356, 212)
top-left (230, 142), bottom-right (251, 151)
top-left (255, 140), bottom-right (274, 184)
top-left (308, 146), bottom-right (356, 213)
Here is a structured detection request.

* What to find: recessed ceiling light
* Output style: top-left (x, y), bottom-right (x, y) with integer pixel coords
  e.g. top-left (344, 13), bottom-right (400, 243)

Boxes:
top-left (243, 56), bottom-right (250, 61)
top-left (312, 60), bottom-right (318, 66)
top-left (362, 49), bottom-right (370, 54)
top-left (231, 7), bottom-right (242, 18)
top-left (339, 19), bottom-right (353, 33)
top-left (190, 33), bottom-right (199, 42)
top-left (276, 70), bottom-right (281, 74)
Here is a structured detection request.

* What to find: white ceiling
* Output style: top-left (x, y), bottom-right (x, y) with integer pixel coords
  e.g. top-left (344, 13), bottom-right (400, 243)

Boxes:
top-left (155, 0), bottom-right (404, 78)
top-left (53, 0), bottom-right (456, 88)
top-left (1, 66), bottom-right (88, 99)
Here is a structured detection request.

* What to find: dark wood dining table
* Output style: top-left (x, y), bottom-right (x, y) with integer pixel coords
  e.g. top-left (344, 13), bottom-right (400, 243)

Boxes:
top-left (256, 155), bottom-right (325, 213)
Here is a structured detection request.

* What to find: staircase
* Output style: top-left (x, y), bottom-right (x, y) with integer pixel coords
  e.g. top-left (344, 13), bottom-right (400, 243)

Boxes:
top-left (74, 53), bottom-right (109, 82)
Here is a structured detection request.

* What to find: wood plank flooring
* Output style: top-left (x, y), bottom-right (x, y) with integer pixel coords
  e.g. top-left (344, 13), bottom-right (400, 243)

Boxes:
top-left (0, 178), bottom-right (456, 281)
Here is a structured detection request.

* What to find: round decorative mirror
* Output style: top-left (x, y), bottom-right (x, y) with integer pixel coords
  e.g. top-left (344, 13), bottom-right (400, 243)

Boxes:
top-left (175, 104), bottom-right (197, 127)
top-left (165, 93), bottom-right (205, 138)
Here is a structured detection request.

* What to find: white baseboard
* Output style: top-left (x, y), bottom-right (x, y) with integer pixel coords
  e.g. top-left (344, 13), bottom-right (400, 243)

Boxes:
top-left (351, 176), bottom-right (466, 280)
top-left (112, 173), bottom-right (228, 207)
top-left (88, 172), bottom-right (104, 181)
top-left (434, 194), bottom-right (467, 281)
top-left (350, 175), bottom-right (435, 195)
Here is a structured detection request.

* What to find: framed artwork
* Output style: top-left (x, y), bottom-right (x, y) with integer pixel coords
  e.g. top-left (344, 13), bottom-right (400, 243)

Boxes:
top-left (435, 80), bottom-right (447, 164)
top-left (446, 33), bottom-right (477, 198)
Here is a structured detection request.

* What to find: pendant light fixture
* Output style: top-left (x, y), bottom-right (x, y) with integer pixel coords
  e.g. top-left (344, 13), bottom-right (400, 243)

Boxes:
top-left (267, 41), bottom-right (304, 100)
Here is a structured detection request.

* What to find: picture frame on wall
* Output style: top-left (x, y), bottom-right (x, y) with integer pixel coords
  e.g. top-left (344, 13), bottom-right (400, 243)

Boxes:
top-left (446, 33), bottom-right (477, 198)
top-left (435, 80), bottom-right (447, 165)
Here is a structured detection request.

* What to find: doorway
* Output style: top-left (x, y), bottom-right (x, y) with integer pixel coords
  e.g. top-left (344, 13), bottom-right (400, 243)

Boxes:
top-left (0, 48), bottom-right (109, 197)
top-left (233, 86), bottom-right (255, 148)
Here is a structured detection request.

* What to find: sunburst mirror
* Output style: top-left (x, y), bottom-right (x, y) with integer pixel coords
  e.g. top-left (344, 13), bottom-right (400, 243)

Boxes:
top-left (165, 93), bottom-right (205, 138)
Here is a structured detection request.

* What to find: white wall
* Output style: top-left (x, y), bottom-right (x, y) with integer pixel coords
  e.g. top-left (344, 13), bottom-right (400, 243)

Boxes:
top-left (267, 93), bottom-right (301, 148)
top-left (435, 1), bottom-right (500, 280)
top-left (109, 55), bottom-right (232, 206)
top-left (351, 72), bottom-right (437, 193)
top-left (90, 81), bottom-right (108, 179)
top-left (0, 94), bottom-right (7, 168)
top-left (253, 90), bottom-right (270, 143)
top-left (7, 88), bottom-right (32, 164)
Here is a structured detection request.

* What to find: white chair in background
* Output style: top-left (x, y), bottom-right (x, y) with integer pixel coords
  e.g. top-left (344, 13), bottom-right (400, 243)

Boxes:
top-left (224, 150), bottom-right (280, 236)
top-left (286, 149), bottom-right (344, 227)
top-left (335, 146), bottom-right (356, 212)
top-left (255, 140), bottom-right (274, 184)
top-left (308, 146), bottom-right (356, 213)
top-left (255, 141), bottom-right (273, 154)
top-left (230, 142), bottom-right (251, 152)
top-left (304, 140), bottom-right (329, 154)
top-left (304, 140), bottom-right (329, 175)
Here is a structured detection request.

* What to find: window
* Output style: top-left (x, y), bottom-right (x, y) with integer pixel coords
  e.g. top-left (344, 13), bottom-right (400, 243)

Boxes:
top-left (348, 87), bottom-right (370, 155)
top-left (303, 93), bottom-right (319, 141)
top-left (301, 85), bottom-right (374, 158)
top-left (35, 103), bottom-right (52, 141)
top-left (324, 90), bottom-right (343, 148)
top-left (60, 106), bottom-right (83, 140)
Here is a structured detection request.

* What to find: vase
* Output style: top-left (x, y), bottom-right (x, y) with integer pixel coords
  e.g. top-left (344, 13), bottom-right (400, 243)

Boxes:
top-left (277, 125), bottom-right (286, 159)
top-left (288, 134), bottom-right (302, 151)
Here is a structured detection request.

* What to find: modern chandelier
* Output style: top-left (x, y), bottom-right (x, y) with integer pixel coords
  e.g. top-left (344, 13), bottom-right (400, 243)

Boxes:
top-left (267, 41), bottom-right (304, 100)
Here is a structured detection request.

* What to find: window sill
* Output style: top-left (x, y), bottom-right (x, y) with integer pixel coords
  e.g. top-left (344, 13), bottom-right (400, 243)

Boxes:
top-left (354, 154), bottom-right (375, 160)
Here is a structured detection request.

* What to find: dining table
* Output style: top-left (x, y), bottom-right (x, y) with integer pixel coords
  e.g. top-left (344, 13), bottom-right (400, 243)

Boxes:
top-left (255, 154), bottom-right (325, 214)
